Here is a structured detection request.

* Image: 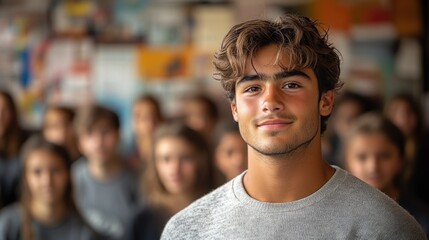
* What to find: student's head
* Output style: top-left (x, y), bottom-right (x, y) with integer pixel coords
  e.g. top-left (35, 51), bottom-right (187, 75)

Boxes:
top-left (213, 121), bottom-right (247, 181)
top-left (132, 94), bottom-right (163, 139)
top-left (43, 105), bottom-right (76, 147)
top-left (213, 14), bottom-right (341, 135)
top-left (332, 91), bottom-right (375, 140)
top-left (75, 105), bottom-right (120, 164)
top-left (144, 122), bottom-right (211, 203)
top-left (20, 135), bottom-right (78, 240)
top-left (182, 94), bottom-right (219, 139)
top-left (384, 93), bottom-right (422, 138)
top-left (344, 112), bottom-right (405, 192)
top-left (20, 135), bottom-right (73, 207)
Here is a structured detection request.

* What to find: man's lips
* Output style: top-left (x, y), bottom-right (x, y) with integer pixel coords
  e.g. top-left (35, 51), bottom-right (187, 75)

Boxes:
top-left (257, 119), bottom-right (293, 129)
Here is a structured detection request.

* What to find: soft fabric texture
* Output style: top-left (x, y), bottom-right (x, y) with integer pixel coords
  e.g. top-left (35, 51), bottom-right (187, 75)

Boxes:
top-left (0, 204), bottom-right (97, 240)
top-left (162, 166), bottom-right (426, 240)
top-left (72, 157), bottom-right (139, 240)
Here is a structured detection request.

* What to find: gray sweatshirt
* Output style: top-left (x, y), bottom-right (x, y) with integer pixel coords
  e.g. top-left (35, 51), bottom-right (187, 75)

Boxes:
top-left (162, 166), bottom-right (426, 240)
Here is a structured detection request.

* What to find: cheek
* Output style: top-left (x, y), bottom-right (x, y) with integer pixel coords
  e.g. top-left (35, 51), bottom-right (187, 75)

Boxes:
top-left (382, 159), bottom-right (402, 175)
top-left (155, 161), bottom-right (168, 179)
top-left (345, 153), bottom-right (364, 175)
top-left (55, 172), bottom-right (70, 190)
top-left (182, 161), bottom-right (198, 180)
top-left (25, 174), bottom-right (39, 193)
top-left (236, 99), bottom-right (255, 116)
top-left (104, 134), bottom-right (119, 148)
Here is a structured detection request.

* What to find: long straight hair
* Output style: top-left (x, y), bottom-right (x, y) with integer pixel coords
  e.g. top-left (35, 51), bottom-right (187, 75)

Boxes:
top-left (19, 135), bottom-right (83, 240)
top-left (142, 122), bottom-right (212, 208)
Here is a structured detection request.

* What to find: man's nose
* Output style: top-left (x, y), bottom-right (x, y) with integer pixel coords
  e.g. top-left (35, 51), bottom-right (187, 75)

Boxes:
top-left (262, 84), bottom-right (284, 113)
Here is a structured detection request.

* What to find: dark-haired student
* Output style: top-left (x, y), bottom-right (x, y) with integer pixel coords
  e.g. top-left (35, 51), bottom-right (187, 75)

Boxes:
top-left (72, 105), bottom-right (139, 240)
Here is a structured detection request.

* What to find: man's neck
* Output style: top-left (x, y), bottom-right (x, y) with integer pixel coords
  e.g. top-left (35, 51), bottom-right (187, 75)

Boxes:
top-left (30, 201), bottom-right (68, 226)
top-left (88, 157), bottom-right (123, 181)
top-left (243, 144), bottom-right (334, 203)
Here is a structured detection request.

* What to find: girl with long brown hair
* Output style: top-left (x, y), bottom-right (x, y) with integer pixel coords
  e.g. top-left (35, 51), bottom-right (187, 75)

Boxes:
top-left (127, 122), bottom-right (212, 240)
top-left (0, 135), bottom-right (98, 240)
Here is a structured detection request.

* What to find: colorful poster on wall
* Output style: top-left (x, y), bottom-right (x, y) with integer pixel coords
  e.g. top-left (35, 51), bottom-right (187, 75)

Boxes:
top-left (137, 46), bottom-right (193, 81)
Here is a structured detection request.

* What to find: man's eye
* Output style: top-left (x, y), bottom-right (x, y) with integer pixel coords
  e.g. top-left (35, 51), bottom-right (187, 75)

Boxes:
top-left (283, 83), bottom-right (300, 89)
top-left (244, 86), bottom-right (260, 93)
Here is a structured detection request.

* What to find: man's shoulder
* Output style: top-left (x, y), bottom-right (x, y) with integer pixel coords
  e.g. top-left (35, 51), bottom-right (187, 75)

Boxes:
top-left (335, 169), bottom-right (425, 237)
top-left (177, 180), bottom-right (232, 217)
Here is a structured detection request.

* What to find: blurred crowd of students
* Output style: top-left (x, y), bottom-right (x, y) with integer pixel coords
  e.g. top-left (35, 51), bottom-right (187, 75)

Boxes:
top-left (0, 87), bottom-right (429, 239)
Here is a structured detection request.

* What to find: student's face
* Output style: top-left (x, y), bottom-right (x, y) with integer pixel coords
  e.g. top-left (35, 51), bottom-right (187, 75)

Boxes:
top-left (79, 120), bottom-right (119, 164)
top-left (346, 133), bottom-right (402, 191)
top-left (333, 101), bottom-right (363, 140)
top-left (231, 44), bottom-right (334, 156)
top-left (43, 110), bottom-right (75, 147)
top-left (215, 132), bottom-right (247, 180)
top-left (386, 100), bottom-right (417, 137)
top-left (0, 95), bottom-right (13, 136)
top-left (133, 101), bottom-right (160, 138)
top-left (185, 101), bottom-right (215, 137)
top-left (155, 136), bottom-right (198, 195)
top-left (26, 150), bottom-right (69, 205)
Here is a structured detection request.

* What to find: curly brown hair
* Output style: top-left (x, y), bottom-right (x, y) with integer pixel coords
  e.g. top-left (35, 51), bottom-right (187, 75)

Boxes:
top-left (213, 14), bottom-right (343, 133)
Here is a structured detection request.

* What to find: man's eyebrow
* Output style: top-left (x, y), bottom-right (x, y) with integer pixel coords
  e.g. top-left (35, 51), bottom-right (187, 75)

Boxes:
top-left (236, 74), bottom-right (265, 86)
top-left (237, 70), bottom-right (310, 86)
top-left (274, 70), bottom-right (310, 81)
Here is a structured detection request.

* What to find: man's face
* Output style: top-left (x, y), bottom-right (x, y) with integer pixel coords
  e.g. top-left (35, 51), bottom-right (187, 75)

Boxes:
top-left (231, 44), bottom-right (333, 157)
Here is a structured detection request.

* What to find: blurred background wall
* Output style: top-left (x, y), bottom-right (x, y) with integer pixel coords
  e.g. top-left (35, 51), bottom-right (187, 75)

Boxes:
top-left (0, 0), bottom-right (427, 149)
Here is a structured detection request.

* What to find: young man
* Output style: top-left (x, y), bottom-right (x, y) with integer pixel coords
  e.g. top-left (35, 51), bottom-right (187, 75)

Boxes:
top-left (161, 14), bottom-right (426, 239)
top-left (72, 105), bottom-right (139, 240)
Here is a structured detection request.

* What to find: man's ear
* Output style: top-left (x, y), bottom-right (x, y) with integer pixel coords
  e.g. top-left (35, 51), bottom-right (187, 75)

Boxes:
top-left (231, 100), bottom-right (238, 122)
top-left (319, 90), bottom-right (335, 117)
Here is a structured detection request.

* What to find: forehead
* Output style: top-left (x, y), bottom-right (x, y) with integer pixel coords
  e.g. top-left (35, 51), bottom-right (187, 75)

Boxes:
top-left (243, 44), bottom-right (316, 79)
top-left (26, 149), bottom-right (62, 165)
top-left (156, 136), bottom-right (195, 153)
top-left (348, 132), bottom-right (396, 149)
top-left (246, 45), bottom-right (288, 69)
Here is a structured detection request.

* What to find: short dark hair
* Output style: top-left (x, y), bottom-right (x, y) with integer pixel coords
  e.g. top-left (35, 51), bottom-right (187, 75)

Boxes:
top-left (213, 14), bottom-right (343, 133)
top-left (74, 104), bottom-right (120, 135)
